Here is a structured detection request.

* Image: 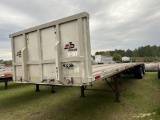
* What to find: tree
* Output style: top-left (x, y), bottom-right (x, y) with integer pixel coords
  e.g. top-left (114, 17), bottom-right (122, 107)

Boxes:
top-left (95, 51), bottom-right (110, 56)
top-left (94, 45), bottom-right (160, 61)
top-left (113, 53), bottom-right (121, 62)
top-left (115, 49), bottom-right (126, 56)
top-left (0, 59), bottom-right (3, 64)
top-left (110, 50), bottom-right (115, 56)
top-left (126, 49), bottom-right (133, 57)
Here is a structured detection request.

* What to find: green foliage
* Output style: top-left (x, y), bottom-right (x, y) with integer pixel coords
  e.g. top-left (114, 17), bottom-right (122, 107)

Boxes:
top-left (95, 45), bottom-right (160, 62)
top-left (0, 59), bottom-right (12, 65)
top-left (132, 57), bottom-right (160, 62)
top-left (126, 49), bottom-right (133, 57)
top-left (95, 51), bottom-right (110, 56)
top-left (113, 53), bottom-right (121, 62)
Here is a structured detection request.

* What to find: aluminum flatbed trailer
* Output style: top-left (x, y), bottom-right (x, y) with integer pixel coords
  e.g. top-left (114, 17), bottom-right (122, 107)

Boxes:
top-left (10, 12), bottom-right (145, 102)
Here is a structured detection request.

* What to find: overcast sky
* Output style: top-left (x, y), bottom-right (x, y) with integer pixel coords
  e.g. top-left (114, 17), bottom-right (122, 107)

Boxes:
top-left (0, 0), bottom-right (160, 60)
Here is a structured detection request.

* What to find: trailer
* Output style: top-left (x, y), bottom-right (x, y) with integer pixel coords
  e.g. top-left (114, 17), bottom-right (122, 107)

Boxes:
top-left (95, 55), bottom-right (114, 64)
top-left (0, 67), bottom-right (13, 89)
top-left (122, 56), bottom-right (131, 63)
top-left (9, 12), bottom-right (145, 101)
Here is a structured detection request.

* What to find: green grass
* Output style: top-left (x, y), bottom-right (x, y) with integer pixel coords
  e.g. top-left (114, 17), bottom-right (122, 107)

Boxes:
top-left (0, 72), bottom-right (160, 120)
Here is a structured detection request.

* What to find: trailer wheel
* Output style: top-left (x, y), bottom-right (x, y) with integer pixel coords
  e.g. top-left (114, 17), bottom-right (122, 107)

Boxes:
top-left (134, 67), bottom-right (138, 78)
top-left (142, 65), bottom-right (145, 74)
top-left (137, 67), bottom-right (143, 79)
top-left (134, 66), bottom-right (143, 79)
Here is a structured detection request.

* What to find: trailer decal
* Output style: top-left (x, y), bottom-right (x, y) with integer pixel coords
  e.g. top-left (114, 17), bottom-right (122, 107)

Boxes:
top-left (30, 77), bottom-right (35, 81)
top-left (64, 42), bottom-right (74, 49)
top-left (64, 42), bottom-right (77, 51)
top-left (68, 51), bottom-right (78, 57)
top-left (16, 50), bottom-right (21, 57)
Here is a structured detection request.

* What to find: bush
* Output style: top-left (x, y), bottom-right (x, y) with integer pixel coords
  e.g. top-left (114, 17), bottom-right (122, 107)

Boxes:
top-left (113, 54), bottom-right (121, 62)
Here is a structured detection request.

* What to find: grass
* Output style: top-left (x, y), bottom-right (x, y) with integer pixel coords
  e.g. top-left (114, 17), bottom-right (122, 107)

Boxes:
top-left (0, 72), bottom-right (160, 120)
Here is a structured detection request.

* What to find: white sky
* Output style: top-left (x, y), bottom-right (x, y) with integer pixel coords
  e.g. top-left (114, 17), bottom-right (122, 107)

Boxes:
top-left (0, 0), bottom-right (160, 60)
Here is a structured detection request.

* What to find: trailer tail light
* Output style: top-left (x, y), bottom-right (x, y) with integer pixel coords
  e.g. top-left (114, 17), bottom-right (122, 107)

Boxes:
top-left (95, 75), bottom-right (100, 80)
top-left (4, 74), bottom-right (12, 77)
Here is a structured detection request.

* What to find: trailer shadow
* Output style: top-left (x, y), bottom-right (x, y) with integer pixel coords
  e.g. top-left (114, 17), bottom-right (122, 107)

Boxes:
top-left (0, 83), bottom-right (71, 111)
top-left (28, 89), bottom-right (117, 120)
top-left (0, 81), bottom-right (29, 90)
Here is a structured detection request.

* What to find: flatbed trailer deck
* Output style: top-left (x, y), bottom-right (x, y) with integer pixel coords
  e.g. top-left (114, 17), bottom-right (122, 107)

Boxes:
top-left (92, 63), bottom-right (143, 81)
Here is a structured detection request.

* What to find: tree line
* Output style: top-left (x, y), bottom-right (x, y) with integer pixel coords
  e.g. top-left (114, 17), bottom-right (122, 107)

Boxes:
top-left (95, 45), bottom-right (160, 62)
top-left (0, 59), bottom-right (12, 66)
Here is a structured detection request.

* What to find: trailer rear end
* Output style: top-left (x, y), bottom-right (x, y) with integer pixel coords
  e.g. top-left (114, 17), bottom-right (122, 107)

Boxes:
top-left (10, 12), bottom-right (92, 86)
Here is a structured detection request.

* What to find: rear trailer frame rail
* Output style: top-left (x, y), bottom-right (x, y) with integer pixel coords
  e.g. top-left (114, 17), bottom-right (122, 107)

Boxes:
top-left (9, 12), bottom-right (145, 102)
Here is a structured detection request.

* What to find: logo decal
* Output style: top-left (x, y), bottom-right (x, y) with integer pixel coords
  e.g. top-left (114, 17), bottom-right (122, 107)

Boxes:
top-left (64, 42), bottom-right (77, 51)
top-left (16, 50), bottom-right (21, 57)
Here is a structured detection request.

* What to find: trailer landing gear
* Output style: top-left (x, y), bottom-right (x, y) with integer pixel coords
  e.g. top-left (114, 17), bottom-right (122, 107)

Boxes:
top-left (80, 76), bottom-right (122, 102)
top-left (80, 85), bottom-right (85, 98)
top-left (36, 84), bottom-right (40, 92)
top-left (0, 77), bottom-right (10, 89)
top-left (113, 76), bottom-right (120, 102)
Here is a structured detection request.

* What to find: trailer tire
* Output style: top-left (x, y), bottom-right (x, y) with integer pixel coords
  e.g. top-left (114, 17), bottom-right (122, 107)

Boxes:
top-left (137, 67), bottom-right (143, 79)
top-left (142, 65), bottom-right (145, 74)
top-left (134, 67), bottom-right (138, 78)
top-left (134, 66), bottom-right (143, 79)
